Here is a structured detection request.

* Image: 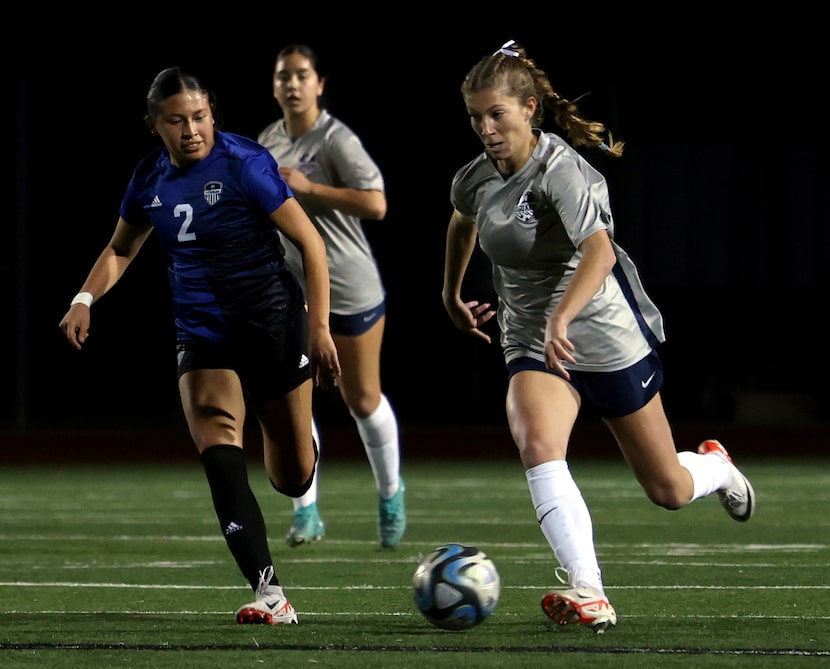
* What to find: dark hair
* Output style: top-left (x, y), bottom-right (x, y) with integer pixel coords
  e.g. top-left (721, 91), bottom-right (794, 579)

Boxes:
top-left (145, 66), bottom-right (222, 127)
top-left (274, 44), bottom-right (329, 109)
top-left (276, 44), bottom-right (328, 78)
top-left (462, 41), bottom-right (623, 157)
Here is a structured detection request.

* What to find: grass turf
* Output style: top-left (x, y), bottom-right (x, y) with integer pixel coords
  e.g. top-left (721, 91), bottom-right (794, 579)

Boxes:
top-left (0, 454), bottom-right (827, 668)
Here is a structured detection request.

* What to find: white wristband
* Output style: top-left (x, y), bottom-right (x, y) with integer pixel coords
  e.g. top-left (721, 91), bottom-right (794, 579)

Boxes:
top-left (70, 292), bottom-right (94, 308)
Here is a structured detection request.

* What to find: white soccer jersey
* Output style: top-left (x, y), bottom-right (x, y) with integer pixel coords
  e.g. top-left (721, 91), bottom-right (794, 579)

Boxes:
top-left (258, 110), bottom-right (386, 315)
top-left (451, 131), bottom-right (665, 372)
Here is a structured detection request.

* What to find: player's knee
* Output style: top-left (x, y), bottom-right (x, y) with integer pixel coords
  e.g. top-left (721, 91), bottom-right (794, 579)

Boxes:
top-left (271, 469), bottom-right (315, 498)
top-left (644, 483), bottom-right (686, 510)
top-left (270, 438), bottom-right (319, 498)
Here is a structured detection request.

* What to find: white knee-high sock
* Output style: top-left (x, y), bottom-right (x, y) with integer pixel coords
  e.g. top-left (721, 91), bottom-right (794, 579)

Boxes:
top-left (351, 394), bottom-right (400, 499)
top-left (293, 417), bottom-right (321, 511)
top-left (526, 460), bottom-right (604, 593)
top-left (677, 450), bottom-right (733, 502)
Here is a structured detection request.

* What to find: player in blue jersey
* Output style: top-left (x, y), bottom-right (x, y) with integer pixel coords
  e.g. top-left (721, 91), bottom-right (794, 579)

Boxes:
top-left (442, 41), bottom-right (756, 633)
top-left (58, 66), bottom-right (341, 625)
top-left (258, 44), bottom-right (405, 549)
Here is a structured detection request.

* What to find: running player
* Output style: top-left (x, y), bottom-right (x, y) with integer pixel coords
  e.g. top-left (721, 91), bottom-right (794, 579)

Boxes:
top-left (59, 66), bottom-right (341, 624)
top-left (442, 40), bottom-right (756, 633)
top-left (258, 44), bottom-right (405, 549)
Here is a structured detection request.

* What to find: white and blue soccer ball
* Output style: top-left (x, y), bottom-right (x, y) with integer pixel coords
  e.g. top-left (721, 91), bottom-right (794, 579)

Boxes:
top-left (412, 543), bottom-right (501, 630)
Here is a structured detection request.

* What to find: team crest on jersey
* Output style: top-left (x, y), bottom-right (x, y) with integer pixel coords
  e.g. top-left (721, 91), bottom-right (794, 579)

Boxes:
top-left (514, 190), bottom-right (536, 222)
top-left (297, 153), bottom-right (317, 176)
top-left (204, 181), bottom-right (223, 206)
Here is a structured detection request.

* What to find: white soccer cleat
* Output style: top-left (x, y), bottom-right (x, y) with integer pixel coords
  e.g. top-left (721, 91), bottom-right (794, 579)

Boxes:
top-left (697, 439), bottom-right (756, 522)
top-left (541, 586), bottom-right (617, 633)
top-left (235, 565), bottom-right (299, 625)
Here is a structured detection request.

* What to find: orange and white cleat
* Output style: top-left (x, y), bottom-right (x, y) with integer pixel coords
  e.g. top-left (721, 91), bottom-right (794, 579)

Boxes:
top-left (235, 566), bottom-right (299, 625)
top-left (698, 440), bottom-right (756, 522)
top-left (541, 585), bottom-right (617, 634)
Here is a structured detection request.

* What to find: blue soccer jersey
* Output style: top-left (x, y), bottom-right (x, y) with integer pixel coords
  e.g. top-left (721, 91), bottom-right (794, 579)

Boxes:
top-left (120, 131), bottom-right (305, 343)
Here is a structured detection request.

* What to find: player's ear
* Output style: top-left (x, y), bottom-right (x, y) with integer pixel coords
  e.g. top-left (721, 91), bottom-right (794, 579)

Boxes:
top-left (144, 115), bottom-right (159, 136)
top-left (525, 97), bottom-right (538, 121)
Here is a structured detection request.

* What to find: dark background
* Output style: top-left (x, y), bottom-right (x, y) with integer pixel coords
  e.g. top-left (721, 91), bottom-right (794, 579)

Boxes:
top-left (7, 16), bottom-right (828, 438)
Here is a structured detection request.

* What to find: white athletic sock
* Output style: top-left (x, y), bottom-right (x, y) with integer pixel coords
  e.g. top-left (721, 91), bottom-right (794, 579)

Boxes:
top-left (677, 450), bottom-right (733, 502)
top-left (293, 417), bottom-right (321, 511)
top-left (351, 394), bottom-right (400, 499)
top-left (526, 460), bottom-right (604, 594)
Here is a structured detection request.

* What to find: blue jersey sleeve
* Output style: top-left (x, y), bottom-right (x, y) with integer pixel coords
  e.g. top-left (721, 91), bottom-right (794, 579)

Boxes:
top-left (216, 131), bottom-right (294, 218)
top-left (119, 149), bottom-right (167, 226)
top-left (239, 148), bottom-right (294, 217)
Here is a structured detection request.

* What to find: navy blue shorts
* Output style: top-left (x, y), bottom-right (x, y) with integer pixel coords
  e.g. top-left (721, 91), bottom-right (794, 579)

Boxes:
top-left (176, 309), bottom-right (311, 403)
top-left (330, 301), bottom-right (386, 336)
top-left (506, 349), bottom-right (664, 419)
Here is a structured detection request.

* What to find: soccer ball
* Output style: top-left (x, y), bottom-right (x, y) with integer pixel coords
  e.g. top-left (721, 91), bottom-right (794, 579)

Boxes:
top-left (412, 543), bottom-right (501, 630)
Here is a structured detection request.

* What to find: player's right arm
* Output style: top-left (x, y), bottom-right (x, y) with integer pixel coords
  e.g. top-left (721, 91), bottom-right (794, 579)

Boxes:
top-left (59, 217), bottom-right (153, 350)
top-left (441, 210), bottom-right (495, 344)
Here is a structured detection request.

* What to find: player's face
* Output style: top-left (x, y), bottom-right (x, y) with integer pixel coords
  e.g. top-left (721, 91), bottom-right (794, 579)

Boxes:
top-left (150, 90), bottom-right (216, 167)
top-left (272, 52), bottom-right (324, 117)
top-left (465, 87), bottom-right (536, 171)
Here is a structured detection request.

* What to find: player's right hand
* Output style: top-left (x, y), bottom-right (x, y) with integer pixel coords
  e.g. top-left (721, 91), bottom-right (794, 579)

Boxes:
top-left (59, 306), bottom-right (91, 351)
top-left (444, 298), bottom-right (495, 344)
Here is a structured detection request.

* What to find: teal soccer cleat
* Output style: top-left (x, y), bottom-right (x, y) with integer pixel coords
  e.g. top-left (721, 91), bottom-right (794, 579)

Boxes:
top-left (286, 502), bottom-right (325, 547)
top-left (378, 478), bottom-right (406, 548)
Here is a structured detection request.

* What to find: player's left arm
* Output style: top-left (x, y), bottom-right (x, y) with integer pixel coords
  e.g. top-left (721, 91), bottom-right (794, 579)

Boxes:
top-left (544, 229), bottom-right (616, 376)
top-left (270, 198), bottom-right (341, 386)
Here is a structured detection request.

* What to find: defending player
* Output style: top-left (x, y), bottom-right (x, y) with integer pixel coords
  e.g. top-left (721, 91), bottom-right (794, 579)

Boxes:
top-left (59, 66), bottom-right (340, 624)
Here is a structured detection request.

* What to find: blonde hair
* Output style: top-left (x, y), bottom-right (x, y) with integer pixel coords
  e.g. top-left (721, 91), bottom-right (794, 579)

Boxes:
top-left (461, 40), bottom-right (624, 157)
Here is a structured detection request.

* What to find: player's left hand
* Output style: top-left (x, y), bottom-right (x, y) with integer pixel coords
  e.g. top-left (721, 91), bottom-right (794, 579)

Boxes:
top-left (544, 316), bottom-right (575, 381)
top-left (310, 329), bottom-right (341, 390)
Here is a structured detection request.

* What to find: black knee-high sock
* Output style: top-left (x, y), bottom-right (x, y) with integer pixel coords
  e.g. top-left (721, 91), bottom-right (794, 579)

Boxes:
top-left (200, 445), bottom-right (278, 591)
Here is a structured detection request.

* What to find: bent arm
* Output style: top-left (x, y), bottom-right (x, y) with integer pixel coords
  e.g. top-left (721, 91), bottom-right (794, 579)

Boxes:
top-left (442, 210), bottom-right (495, 343)
top-left (278, 166), bottom-right (386, 220)
top-left (58, 218), bottom-right (153, 349)
top-left (308, 184), bottom-right (387, 220)
top-left (550, 229), bottom-right (617, 327)
top-left (543, 229), bottom-right (617, 376)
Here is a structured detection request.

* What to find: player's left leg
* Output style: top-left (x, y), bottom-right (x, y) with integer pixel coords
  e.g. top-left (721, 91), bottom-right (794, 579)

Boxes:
top-left (334, 318), bottom-right (405, 547)
top-left (607, 392), bottom-right (754, 519)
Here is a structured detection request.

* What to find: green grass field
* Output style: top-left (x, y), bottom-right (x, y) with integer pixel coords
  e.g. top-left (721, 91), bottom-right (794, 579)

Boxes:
top-left (0, 454), bottom-right (828, 668)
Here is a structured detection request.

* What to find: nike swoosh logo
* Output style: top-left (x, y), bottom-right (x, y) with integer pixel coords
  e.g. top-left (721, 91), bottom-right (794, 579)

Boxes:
top-left (363, 312), bottom-right (377, 322)
top-left (641, 372), bottom-right (656, 389)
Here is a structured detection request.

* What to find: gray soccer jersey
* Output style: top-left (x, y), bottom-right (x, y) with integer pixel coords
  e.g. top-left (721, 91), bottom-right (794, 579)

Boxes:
top-left (451, 131), bottom-right (665, 372)
top-left (258, 110), bottom-right (386, 315)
